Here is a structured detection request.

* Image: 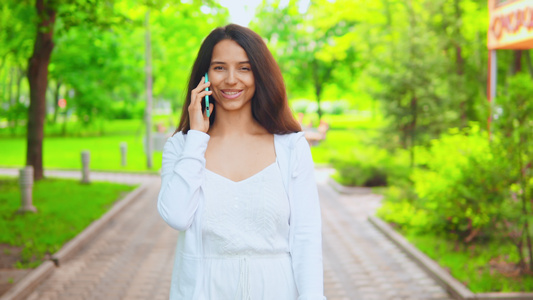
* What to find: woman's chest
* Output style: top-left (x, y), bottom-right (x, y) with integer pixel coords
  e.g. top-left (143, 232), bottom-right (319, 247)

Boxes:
top-left (202, 163), bottom-right (290, 245)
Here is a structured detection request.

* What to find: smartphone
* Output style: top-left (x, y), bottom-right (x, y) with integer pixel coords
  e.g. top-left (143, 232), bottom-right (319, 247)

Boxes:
top-left (204, 72), bottom-right (210, 118)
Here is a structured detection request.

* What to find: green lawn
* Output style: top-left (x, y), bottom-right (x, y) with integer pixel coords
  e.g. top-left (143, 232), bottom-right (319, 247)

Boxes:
top-left (307, 112), bottom-right (385, 165)
top-left (403, 229), bottom-right (533, 292)
top-left (0, 135), bottom-right (163, 172)
top-left (0, 118), bottom-right (167, 172)
top-left (0, 114), bottom-right (382, 170)
top-left (310, 129), bottom-right (364, 164)
top-left (0, 177), bottom-right (136, 268)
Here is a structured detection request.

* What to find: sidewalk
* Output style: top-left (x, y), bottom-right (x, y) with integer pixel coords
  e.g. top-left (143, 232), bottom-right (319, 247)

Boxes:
top-left (0, 168), bottom-right (158, 185)
top-left (0, 168), bottom-right (453, 299)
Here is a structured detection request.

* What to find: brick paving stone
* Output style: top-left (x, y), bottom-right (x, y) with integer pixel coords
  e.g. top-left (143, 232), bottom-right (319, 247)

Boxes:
top-left (317, 169), bottom-right (453, 300)
top-left (12, 168), bottom-right (454, 300)
top-left (25, 179), bottom-right (175, 300)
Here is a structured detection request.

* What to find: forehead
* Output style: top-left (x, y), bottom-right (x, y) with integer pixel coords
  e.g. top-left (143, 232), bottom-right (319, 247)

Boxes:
top-left (211, 39), bottom-right (249, 63)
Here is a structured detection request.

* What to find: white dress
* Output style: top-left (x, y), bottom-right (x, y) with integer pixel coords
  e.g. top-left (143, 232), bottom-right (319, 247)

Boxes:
top-left (201, 161), bottom-right (298, 299)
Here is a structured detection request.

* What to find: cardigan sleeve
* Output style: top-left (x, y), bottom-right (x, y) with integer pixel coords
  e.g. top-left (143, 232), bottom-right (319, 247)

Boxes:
top-left (290, 135), bottom-right (326, 300)
top-left (157, 130), bottom-right (210, 231)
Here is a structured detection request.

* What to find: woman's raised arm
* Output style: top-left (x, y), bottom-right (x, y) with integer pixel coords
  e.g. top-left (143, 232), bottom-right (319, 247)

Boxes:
top-left (157, 130), bottom-right (210, 231)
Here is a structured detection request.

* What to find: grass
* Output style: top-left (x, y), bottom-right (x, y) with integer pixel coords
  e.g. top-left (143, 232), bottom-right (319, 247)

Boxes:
top-left (0, 135), bottom-right (163, 172)
top-left (0, 113), bottom-right (384, 171)
top-left (401, 230), bottom-right (533, 292)
top-left (0, 176), bottom-right (136, 268)
top-left (307, 112), bottom-right (386, 165)
top-left (310, 129), bottom-right (364, 164)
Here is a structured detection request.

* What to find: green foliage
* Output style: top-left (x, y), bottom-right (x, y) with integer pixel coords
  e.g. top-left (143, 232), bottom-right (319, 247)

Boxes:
top-left (252, 0), bottom-right (359, 118)
top-left (331, 158), bottom-right (386, 187)
top-left (376, 195), bottom-right (431, 231)
top-left (0, 0), bottom-right (229, 130)
top-left (411, 125), bottom-right (509, 238)
top-left (407, 232), bottom-right (533, 292)
top-left (330, 147), bottom-right (410, 187)
top-left (492, 73), bottom-right (533, 271)
top-left (309, 129), bottom-right (363, 165)
top-left (363, 0), bottom-right (489, 155)
top-left (0, 177), bottom-right (135, 267)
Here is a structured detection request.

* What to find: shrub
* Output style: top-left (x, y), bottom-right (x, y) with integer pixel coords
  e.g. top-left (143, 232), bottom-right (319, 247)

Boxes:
top-left (411, 124), bottom-right (509, 242)
top-left (330, 146), bottom-right (410, 187)
top-left (376, 185), bottom-right (431, 232)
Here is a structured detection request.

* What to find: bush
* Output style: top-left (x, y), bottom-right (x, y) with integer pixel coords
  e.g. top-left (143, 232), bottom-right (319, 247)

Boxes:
top-left (330, 146), bottom-right (410, 187)
top-left (411, 125), bottom-right (510, 241)
top-left (376, 185), bottom-right (431, 232)
top-left (331, 158), bottom-right (387, 186)
top-left (108, 101), bottom-right (144, 120)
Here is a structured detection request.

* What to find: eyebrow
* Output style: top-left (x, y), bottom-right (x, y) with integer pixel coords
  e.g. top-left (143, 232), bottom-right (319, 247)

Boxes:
top-left (210, 61), bottom-right (250, 65)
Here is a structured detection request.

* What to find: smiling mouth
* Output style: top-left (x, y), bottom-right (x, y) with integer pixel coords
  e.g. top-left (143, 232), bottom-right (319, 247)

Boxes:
top-left (221, 90), bottom-right (243, 99)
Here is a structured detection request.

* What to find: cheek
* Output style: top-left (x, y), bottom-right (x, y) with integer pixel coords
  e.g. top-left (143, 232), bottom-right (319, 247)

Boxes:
top-left (246, 76), bottom-right (255, 89)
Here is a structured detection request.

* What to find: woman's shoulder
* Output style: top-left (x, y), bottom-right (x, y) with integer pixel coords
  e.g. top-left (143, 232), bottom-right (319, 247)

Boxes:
top-left (163, 131), bottom-right (186, 153)
top-left (165, 130), bottom-right (210, 150)
top-left (274, 131), bottom-right (306, 149)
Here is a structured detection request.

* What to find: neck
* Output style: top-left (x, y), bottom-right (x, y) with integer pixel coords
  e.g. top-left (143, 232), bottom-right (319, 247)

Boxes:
top-left (209, 107), bottom-right (266, 137)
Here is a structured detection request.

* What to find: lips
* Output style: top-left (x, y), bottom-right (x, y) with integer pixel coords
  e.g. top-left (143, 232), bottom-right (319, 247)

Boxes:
top-left (220, 89), bottom-right (243, 99)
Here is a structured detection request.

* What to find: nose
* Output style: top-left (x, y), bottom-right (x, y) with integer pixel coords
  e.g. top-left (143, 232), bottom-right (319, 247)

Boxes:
top-left (224, 69), bottom-right (237, 85)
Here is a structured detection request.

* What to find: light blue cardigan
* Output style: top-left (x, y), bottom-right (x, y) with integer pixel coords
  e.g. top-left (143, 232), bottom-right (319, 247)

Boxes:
top-left (157, 130), bottom-right (325, 300)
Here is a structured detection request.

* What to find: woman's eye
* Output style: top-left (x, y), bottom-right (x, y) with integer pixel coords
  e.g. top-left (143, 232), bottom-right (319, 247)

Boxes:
top-left (214, 66), bottom-right (223, 70)
top-left (241, 67), bottom-right (251, 71)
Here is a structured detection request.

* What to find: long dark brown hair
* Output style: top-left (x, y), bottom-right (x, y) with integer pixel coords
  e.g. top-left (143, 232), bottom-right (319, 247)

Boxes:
top-left (175, 24), bottom-right (301, 135)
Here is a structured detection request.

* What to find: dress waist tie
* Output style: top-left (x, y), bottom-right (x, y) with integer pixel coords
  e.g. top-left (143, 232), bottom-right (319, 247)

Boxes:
top-left (235, 257), bottom-right (251, 300)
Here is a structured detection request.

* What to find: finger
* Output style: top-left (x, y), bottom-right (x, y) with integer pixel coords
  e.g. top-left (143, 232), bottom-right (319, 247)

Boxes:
top-left (193, 81), bottom-right (211, 94)
top-left (189, 91), bottom-right (212, 114)
top-left (204, 103), bottom-right (215, 121)
top-left (196, 90), bottom-right (212, 99)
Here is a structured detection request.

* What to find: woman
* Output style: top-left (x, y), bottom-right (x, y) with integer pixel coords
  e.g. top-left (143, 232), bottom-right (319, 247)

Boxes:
top-left (158, 24), bottom-right (325, 300)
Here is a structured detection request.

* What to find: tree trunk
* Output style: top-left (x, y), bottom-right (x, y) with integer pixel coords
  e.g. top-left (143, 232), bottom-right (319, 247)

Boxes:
top-left (26, 0), bottom-right (56, 181)
top-left (511, 50), bottom-right (522, 75)
top-left (315, 84), bottom-right (322, 120)
top-left (524, 50), bottom-right (533, 78)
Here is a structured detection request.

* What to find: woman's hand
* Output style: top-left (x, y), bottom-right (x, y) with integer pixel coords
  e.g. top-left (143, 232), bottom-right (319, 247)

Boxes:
top-left (189, 76), bottom-right (214, 133)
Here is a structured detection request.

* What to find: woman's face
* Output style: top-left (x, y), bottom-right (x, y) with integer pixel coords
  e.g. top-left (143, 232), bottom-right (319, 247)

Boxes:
top-left (208, 39), bottom-right (256, 114)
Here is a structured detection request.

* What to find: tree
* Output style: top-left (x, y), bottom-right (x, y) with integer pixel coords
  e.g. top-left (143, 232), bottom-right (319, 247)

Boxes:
top-left (0, 1), bottom-right (35, 136)
top-left (252, 0), bottom-right (359, 120)
top-left (494, 73), bottom-right (533, 274)
top-left (26, 0), bottom-right (56, 181)
top-left (21, 0), bottom-right (227, 179)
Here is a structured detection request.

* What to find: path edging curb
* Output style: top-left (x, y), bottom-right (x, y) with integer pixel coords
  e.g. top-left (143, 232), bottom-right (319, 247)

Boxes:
top-left (0, 181), bottom-right (151, 300)
top-left (369, 215), bottom-right (533, 300)
top-left (51, 181), bottom-right (149, 265)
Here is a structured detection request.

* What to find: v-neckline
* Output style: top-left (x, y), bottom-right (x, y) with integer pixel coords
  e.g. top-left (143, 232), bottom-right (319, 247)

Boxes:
top-left (205, 161), bottom-right (277, 184)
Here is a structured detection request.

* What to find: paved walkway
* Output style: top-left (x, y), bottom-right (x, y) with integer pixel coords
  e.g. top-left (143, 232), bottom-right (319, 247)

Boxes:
top-left (0, 168), bottom-right (157, 185)
top-left (1, 168), bottom-right (453, 299)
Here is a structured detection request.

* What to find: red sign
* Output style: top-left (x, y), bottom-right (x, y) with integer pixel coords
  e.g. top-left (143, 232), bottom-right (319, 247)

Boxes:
top-left (488, 0), bottom-right (533, 49)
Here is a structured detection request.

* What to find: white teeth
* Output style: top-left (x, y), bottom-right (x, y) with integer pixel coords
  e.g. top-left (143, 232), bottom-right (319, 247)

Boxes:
top-left (223, 91), bottom-right (240, 95)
